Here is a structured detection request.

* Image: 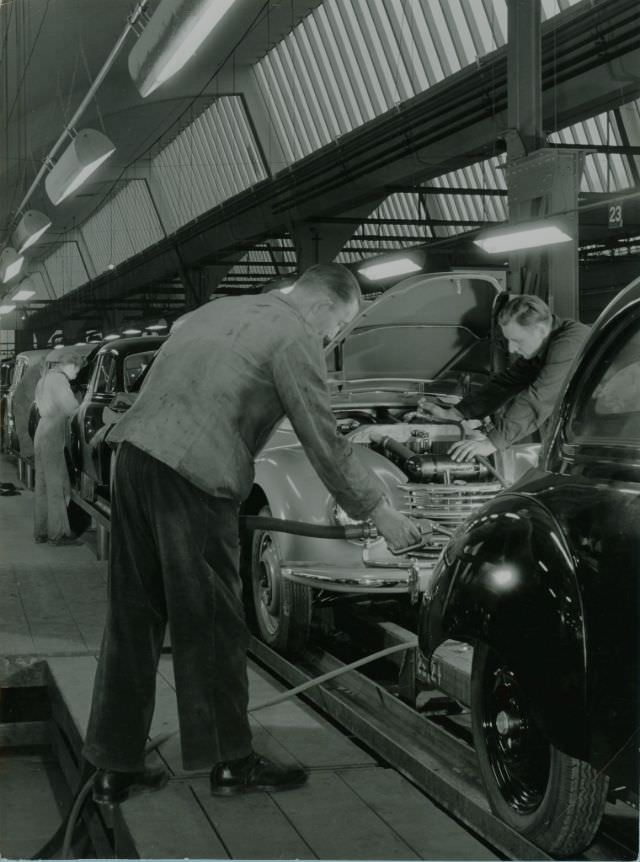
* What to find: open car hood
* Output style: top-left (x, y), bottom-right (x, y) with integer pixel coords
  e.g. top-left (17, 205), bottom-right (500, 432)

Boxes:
top-left (327, 271), bottom-right (503, 383)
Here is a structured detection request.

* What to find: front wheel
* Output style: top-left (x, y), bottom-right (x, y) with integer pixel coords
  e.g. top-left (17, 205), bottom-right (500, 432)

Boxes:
top-left (250, 505), bottom-right (312, 657)
top-left (471, 642), bottom-right (608, 857)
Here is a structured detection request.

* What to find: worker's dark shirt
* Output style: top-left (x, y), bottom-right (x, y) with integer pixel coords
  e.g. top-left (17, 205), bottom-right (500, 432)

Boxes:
top-left (458, 316), bottom-right (590, 449)
top-left (110, 292), bottom-right (384, 520)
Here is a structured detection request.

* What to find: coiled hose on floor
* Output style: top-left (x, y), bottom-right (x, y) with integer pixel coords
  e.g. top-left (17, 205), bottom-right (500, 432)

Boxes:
top-left (33, 514), bottom-right (425, 860)
top-left (35, 639), bottom-right (417, 860)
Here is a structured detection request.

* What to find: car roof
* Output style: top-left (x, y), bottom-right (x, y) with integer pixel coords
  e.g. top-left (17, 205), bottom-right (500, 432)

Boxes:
top-left (97, 335), bottom-right (167, 356)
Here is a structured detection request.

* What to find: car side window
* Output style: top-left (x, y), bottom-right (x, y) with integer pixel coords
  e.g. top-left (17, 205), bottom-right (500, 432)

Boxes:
top-left (569, 315), bottom-right (640, 444)
top-left (93, 355), bottom-right (117, 395)
top-left (123, 351), bottom-right (155, 392)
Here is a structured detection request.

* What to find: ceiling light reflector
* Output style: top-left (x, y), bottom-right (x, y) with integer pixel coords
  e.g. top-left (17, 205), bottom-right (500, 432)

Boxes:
top-left (45, 129), bottom-right (116, 205)
top-left (358, 257), bottom-right (421, 281)
top-left (12, 288), bottom-right (36, 301)
top-left (12, 210), bottom-right (52, 253)
top-left (129, 0), bottom-right (237, 97)
top-left (0, 305), bottom-right (16, 315)
top-left (474, 224), bottom-right (572, 254)
top-left (0, 247), bottom-right (25, 284)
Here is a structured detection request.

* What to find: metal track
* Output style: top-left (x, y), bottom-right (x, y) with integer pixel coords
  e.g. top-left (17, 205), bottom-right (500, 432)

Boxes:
top-left (75, 494), bottom-right (635, 861)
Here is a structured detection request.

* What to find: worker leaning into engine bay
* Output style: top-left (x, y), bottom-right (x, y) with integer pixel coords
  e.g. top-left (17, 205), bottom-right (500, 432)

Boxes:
top-left (81, 263), bottom-right (422, 806)
top-left (419, 294), bottom-right (590, 462)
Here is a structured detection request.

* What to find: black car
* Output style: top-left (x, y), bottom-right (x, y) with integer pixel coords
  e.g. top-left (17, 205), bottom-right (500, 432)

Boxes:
top-left (419, 277), bottom-right (640, 856)
top-left (69, 336), bottom-right (166, 500)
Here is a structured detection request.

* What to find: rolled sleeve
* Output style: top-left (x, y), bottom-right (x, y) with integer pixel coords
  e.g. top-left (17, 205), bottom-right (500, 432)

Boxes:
top-left (272, 339), bottom-right (384, 520)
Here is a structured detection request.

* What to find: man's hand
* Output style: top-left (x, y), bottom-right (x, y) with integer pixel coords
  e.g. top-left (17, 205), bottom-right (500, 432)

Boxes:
top-left (417, 398), bottom-right (463, 422)
top-left (371, 500), bottom-right (423, 552)
top-left (448, 437), bottom-right (497, 462)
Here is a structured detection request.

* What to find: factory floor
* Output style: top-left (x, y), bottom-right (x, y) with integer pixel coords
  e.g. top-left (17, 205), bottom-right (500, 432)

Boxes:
top-left (0, 453), bottom-right (495, 860)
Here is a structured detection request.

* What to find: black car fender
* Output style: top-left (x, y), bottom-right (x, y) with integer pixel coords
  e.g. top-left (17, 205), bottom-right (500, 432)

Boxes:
top-left (419, 493), bottom-right (590, 760)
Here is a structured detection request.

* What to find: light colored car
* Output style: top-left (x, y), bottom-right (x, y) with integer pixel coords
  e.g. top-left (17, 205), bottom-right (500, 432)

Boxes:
top-left (241, 271), bottom-right (540, 655)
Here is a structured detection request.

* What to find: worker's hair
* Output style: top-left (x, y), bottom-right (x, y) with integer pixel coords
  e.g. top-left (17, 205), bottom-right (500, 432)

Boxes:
top-left (296, 263), bottom-right (362, 308)
top-left (498, 294), bottom-right (552, 328)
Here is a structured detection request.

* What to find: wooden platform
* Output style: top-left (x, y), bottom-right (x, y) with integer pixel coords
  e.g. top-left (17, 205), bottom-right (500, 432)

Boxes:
top-left (0, 455), bottom-right (495, 860)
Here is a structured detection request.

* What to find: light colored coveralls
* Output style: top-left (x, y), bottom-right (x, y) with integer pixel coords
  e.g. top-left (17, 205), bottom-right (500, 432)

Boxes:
top-left (33, 370), bottom-right (79, 540)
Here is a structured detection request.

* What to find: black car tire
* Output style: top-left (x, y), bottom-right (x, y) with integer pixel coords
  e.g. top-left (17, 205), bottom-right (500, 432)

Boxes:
top-left (250, 505), bottom-right (312, 657)
top-left (471, 642), bottom-right (608, 857)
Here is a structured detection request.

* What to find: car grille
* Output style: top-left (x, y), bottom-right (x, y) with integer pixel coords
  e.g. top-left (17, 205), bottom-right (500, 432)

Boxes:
top-left (400, 481), bottom-right (503, 532)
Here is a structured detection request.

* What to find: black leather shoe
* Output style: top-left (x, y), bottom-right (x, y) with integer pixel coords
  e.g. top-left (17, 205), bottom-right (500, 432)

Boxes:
top-left (210, 752), bottom-right (308, 796)
top-left (92, 765), bottom-right (169, 805)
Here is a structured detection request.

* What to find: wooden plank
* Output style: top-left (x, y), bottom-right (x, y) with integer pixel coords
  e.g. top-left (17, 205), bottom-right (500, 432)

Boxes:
top-left (116, 780), bottom-right (229, 860)
top-left (0, 719), bottom-right (49, 747)
top-left (157, 657), bottom-right (375, 771)
top-left (0, 565), bottom-right (35, 655)
top-left (192, 775), bottom-right (316, 860)
top-left (270, 770), bottom-right (421, 860)
top-left (12, 564), bottom-right (88, 655)
top-left (248, 663), bottom-right (376, 768)
top-left (338, 766), bottom-right (496, 861)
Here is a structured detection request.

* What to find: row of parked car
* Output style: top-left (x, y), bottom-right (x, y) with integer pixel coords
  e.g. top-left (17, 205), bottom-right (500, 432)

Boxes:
top-left (1, 270), bottom-right (637, 856)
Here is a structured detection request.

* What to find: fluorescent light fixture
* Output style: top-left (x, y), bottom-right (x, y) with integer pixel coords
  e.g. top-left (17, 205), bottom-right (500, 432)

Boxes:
top-left (122, 327), bottom-right (142, 336)
top-left (53, 343), bottom-right (65, 349)
top-left (129, 0), bottom-right (237, 97)
top-left (358, 257), bottom-right (422, 281)
top-left (0, 247), bottom-right (25, 284)
top-left (45, 129), bottom-right (116, 205)
top-left (12, 288), bottom-right (36, 301)
top-left (12, 209), bottom-right (52, 253)
top-left (145, 317), bottom-right (168, 331)
top-left (0, 305), bottom-right (16, 315)
top-left (104, 333), bottom-right (120, 341)
top-left (474, 223), bottom-right (572, 254)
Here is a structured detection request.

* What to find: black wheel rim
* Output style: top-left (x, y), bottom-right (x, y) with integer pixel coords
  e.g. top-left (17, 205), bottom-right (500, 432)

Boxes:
top-left (480, 651), bottom-right (551, 815)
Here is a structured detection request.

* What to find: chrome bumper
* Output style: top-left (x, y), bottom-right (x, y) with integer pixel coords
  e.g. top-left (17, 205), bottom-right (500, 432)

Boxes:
top-left (281, 561), bottom-right (437, 597)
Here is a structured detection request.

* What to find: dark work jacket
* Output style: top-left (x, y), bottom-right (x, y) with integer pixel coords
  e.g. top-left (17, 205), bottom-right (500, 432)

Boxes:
top-left (457, 316), bottom-right (590, 449)
top-left (110, 292), bottom-right (384, 520)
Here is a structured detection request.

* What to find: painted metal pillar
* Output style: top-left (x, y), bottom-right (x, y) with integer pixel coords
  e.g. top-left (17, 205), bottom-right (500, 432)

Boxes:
top-left (505, 0), bottom-right (583, 319)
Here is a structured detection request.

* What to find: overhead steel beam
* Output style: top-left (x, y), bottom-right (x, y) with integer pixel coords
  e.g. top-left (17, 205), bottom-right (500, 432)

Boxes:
top-left (28, 0), bottom-right (640, 331)
top-left (386, 185), bottom-right (508, 197)
top-left (549, 142), bottom-right (640, 156)
top-left (306, 217), bottom-right (500, 227)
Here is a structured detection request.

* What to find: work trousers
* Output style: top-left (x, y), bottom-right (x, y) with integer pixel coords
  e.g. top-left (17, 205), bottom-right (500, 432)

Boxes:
top-left (33, 415), bottom-right (72, 541)
top-left (83, 442), bottom-right (253, 772)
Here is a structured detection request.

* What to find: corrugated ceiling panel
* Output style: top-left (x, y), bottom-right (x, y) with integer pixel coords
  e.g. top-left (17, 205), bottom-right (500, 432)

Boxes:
top-left (223, 245), bottom-right (297, 288)
top-left (549, 112), bottom-right (634, 192)
top-left (427, 155), bottom-right (507, 235)
top-left (80, 180), bottom-right (164, 276)
top-left (152, 96), bottom-right (268, 233)
top-left (39, 243), bottom-right (88, 297)
top-left (253, 0), bottom-right (583, 166)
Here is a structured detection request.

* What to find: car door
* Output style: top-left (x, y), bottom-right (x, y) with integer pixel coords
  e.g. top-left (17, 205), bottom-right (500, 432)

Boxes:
top-left (73, 352), bottom-right (118, 482)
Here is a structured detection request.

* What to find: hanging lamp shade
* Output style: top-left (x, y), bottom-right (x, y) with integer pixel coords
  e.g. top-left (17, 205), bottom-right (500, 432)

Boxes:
top-left (45, 129), bottom-right (116, 205)
top-left (12, 209), bottom-right (52, 253)
top-left (128, 0), bottom-right (236, 98)
top-left (0, 247), bottom-right (25, 284)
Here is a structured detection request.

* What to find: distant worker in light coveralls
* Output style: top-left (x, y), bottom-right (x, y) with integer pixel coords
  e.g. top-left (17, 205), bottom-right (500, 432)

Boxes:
top-left (83, 263), bottom-right (422, 805)
top-left (33, 347), bottom-right (85, 545)
top-left (419, 294), bottom-right (590, 461)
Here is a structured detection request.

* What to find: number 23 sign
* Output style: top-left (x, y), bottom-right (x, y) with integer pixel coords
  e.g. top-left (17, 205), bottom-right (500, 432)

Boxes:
top-left (609, 204), bottom-right (623, 229)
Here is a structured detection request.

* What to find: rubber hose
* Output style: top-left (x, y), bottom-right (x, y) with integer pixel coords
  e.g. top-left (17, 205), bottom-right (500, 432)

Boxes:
top-left (44, 639), bottom-right (419, 859)
top-left (242, 515), bottom-right (377, 540)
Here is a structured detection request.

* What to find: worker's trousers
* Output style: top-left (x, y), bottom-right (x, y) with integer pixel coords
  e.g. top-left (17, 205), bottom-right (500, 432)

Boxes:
top-left (33, 415), bottom-right (72, 541)
top-left (83, 442), bottom-right (253, 772)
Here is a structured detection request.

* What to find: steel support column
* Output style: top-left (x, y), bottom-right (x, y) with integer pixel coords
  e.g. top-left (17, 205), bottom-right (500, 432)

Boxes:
top-left (505, 0), bottom-right (583, 318)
